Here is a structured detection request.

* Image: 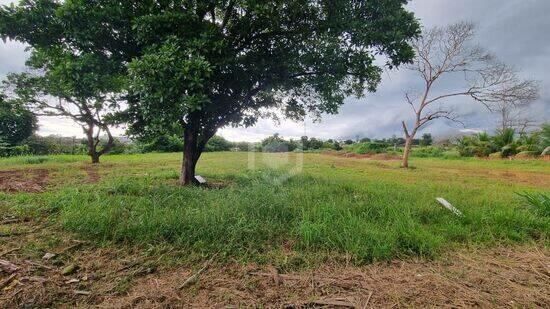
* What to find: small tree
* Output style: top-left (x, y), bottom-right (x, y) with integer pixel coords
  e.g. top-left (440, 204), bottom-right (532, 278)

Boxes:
top-left (0, 93), bottom-right (37, 145)
top-left (419, 133), bottom-right (433, 147)
top-left (5, 50), bottom-right (122, 164)
top-left (494, 98), bottom-right (540, 134)
top-left (400, 22), bottom-right (539, 168)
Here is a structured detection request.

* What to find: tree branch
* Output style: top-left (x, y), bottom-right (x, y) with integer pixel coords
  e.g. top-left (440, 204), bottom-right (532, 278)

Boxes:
top-left (402, 121), bottom-right (410, 138)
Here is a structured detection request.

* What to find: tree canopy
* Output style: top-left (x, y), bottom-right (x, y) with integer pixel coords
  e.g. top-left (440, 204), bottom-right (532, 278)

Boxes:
top-left (0, 93), bottom-right (37, 145)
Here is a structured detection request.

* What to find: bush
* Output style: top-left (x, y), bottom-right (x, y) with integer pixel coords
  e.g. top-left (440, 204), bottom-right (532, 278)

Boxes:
top-left (23, 156), bottom-right (50, 164)
top-left (442, 150), bottom-right (461, 159)
top-left (514, 151), bottom-right (539, 159)
top-left (355, 142), bottom-right (386, 154)
top-left (263, 141), bottom-right (297, 152)
top-left (233, 141), bottom-right (253, 152)
top-left (204, 135), bottom-right (232, 152)
top-left (456, 134), bottom-right (495, 157)
top-left (261, 134), bottom-right (298, 152)
top-left (23, 135), bottom-right (87, 155)
top-left (100, 138), bottom-right (132, 154)
top-left (0, 143), bottom-right (29, 157)
top-left (139, 134), bottom-right (183, 153)
top-left (411, 146), bottom-right (444, 158)
top-left (500, 144), bottom-right (517, 158)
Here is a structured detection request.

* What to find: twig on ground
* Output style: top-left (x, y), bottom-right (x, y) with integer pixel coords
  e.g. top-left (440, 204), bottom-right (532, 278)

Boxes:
top-left (74, 290), bottom-right (91, 296)
top-left (25, 260), bottom-right (54, 270)
top-left (179, 253), bottom-right (218, 289)
top-left (249, 271), bottom-right (302, 281)
top-left (0, 273), bottom-right (17, 289)
top-left (362, 291), bottom-right (373, 309)
top-left (116, 260), bottom-right (141, 273)
top-left (1, 218), bottom-right (21, 224)
top-left (291, 298), bottom-right (357, 308)
top-left (267, 265), bottom-right (282, 285)
top-left (0, 246), bottom-right (21, 258)
top-left (58, 241), bottom-right (87, 255)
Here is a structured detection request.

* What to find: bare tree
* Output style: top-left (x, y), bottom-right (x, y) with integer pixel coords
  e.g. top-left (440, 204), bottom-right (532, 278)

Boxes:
top-left (496, 103), bottom-right (537, 134)
top-left (401, 22), bottom-right (539, 167)
top-left (493, 87), bottom-right (540, 133)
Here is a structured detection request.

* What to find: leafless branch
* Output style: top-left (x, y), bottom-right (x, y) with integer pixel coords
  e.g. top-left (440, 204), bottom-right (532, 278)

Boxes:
top-left (399, 21), bottom-right (539, 167)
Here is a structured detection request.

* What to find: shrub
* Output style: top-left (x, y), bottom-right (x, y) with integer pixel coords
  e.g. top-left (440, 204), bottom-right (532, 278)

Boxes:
top-left (23, 156), bottom-right (50, 164)
top-left (419, 133), bottom-right (433, 146)
top-left (100, 138), bottom-right (132, 155)
top-left (139, 134), bottom-right (183, 153)
top-left (539, 123), bottom-right (550, 149)
top-left (204, 135), bottom-right (232, 152)
top-left (355, 142), bottom-right (386, 154)
top-left (0, 143), bottom-right (29, 157)
top-left (261, 134), bottom-right (298, 152)
top-left (517, 192), bottom-right (550, 217)
top-left (233, 141), bottom-right (253, 152)
top-left (411, 146), bottom-right (444, 158)
top-left (514, 151), bottom-right (539, 159)
top-left (23, 135), bottom-right (87, 155)
top-left (500, 144), bottom-right (517, 158)
top-left (442, 150), bottom-right (461, 159)
top-left (263, 141), bottom-right (297, 152)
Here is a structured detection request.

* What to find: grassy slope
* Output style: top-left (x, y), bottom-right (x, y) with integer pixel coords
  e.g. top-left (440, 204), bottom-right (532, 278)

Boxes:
top-left (1, 152), bottom-right (548, 266)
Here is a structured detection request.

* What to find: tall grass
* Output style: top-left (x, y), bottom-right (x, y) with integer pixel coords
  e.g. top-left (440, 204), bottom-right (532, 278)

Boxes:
top-left (37, 168), bottom-right (548, 264)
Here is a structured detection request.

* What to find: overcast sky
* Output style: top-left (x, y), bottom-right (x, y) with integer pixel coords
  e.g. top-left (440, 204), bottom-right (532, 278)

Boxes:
top-left (1, 0), bottom-right (549, 142)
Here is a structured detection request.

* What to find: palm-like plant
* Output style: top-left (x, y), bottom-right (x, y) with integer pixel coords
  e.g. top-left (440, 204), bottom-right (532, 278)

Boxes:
top-left (493, 128), bottom-right (517, 157)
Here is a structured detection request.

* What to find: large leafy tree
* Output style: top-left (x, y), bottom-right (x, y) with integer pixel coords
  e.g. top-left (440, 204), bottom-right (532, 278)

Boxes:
top-left (0, 92), bottom-right (37, 145)
top-left (1, 0), bottom-right (419, 185)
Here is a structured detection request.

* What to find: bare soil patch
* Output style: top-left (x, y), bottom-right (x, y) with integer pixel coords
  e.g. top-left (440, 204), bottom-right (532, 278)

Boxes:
top-left (325, 151), bottom-right (401, 161)
top-left (97, 246), bottom-right (550, 308)
top-left (81, 165), bottom-right (101, 184)
top-left (0, 169), bottom-right (50, 193)
top-left (431, 166), bottom-right (550, 188)
top-left (1, 227), bottom-right (548, 309)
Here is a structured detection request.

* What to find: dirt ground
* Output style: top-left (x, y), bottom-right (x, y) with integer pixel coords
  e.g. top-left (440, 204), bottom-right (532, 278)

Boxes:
top-left (323, 151), bottom-right (550, 188)
top-left (1, 219), bottom-right (548, 308)
top-left (324, 151), bottom-right (402, 161)
top-left (98, 246), bottom-right (549, 308)
top-left (0, 169), bottom-right (50, 193)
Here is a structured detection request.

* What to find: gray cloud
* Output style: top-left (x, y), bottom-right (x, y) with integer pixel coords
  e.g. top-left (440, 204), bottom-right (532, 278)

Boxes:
top-left (221, 0), bottom-right (550, 141)
top-left (1, 0), bottom-right (548, 141)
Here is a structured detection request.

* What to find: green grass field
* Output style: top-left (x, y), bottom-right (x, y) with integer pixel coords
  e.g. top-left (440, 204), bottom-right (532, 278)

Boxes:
top-left (1, 152), bottom-right (548, 267)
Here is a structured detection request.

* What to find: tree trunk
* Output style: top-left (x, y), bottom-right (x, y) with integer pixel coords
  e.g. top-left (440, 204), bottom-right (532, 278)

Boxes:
top-left (180, 126), bottom-right (199, 186)
top-left (84, 122), bottom-right (114, 165)
top-left (402, 136), bottom-right (413, 168)
top-left (85, 123), bottom-right (100, 164)
top-left (179, 119), bottom-right (217, 186)
top-left (401, 120), bottom-right (417, 168)
top-left (91, 152), bottom-right (100, 164)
